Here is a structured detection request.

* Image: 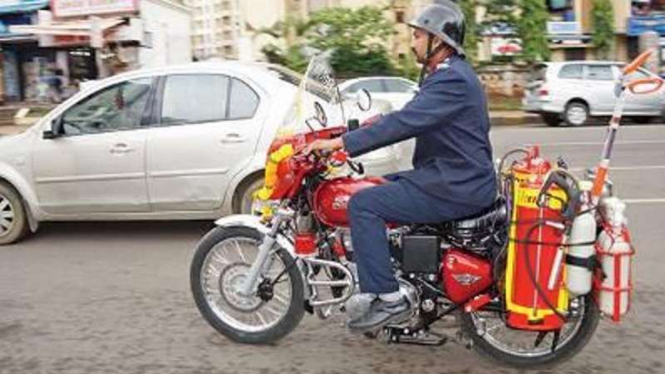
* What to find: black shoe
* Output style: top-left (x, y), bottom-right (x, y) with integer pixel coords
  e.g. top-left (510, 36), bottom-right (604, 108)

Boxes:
top-left (347, 296), bottom-right (411, 332)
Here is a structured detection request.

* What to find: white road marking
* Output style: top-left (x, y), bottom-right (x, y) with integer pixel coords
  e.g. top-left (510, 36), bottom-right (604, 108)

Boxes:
top-left (568, 165), bottom-right (665, 172)
top-left (623, 199), bottom-right (665, 204)
top-left (495, 124), bottom-right (665, 133)
top-left (537, 140), bottom-right (665, 146)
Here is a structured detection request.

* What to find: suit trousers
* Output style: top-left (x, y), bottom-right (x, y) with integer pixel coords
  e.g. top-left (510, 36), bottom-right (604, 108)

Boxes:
top-left (347, 179), bottom-right (486, 294)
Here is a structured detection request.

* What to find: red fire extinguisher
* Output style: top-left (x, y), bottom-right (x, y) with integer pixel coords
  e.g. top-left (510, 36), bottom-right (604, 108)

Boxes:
top-left (504, 146), bottom-right (569, 331)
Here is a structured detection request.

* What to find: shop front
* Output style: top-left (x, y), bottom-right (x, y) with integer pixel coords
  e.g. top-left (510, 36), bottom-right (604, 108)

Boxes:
top-left (2, 0), bottom-right (191, 103)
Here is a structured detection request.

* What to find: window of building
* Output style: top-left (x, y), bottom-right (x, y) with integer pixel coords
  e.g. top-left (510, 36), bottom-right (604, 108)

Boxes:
top-left (564, 48), bottom-right (586, 61)
top-left (396, 10), bottom-right (405, 23)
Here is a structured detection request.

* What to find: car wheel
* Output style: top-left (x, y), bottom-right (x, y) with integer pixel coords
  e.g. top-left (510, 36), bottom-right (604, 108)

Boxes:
top-left (540, 113), bottom-right (560, 127)
top-left (0, 182), bottom-right (29, 246)
top-left (232, 176), bottom-right (265, 215)
top-left (564, 102), bottom-right (590, 126)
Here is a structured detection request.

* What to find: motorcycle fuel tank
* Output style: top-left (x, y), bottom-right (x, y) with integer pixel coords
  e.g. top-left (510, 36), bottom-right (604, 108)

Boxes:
top-left (313, 177), bottom-right (385, 227)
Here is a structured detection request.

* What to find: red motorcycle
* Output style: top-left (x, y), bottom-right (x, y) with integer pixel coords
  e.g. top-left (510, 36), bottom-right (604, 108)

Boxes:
top-left (191, 53), bottom-right (649, 368)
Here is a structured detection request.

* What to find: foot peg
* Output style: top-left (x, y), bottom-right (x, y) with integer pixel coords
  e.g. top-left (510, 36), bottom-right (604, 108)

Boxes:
top-left (384, 327), bottom-right (448, 346)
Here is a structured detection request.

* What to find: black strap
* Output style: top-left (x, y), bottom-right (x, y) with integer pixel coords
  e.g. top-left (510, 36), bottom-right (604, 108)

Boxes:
top-left (565, 254), bottom-right (600, 271)
top-left (417, 35), bottom-right (449, 87)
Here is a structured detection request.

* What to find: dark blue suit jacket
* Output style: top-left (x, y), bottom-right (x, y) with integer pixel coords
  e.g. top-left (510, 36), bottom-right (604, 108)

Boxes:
top-left (342, 55), bottom-right (496, 209)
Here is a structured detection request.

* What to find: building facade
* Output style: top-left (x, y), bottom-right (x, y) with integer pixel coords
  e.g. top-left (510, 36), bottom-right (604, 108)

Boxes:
top-left (186, 0), bottom-right (426, 62)
top-left (186, 0), bottom-right (243, 60)
top-left (0, 0), bottom-right (192, 103)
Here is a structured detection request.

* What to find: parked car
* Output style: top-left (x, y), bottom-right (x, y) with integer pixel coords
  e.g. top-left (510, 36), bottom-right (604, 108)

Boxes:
top-left (523, 61), bottom-right (665, 126)
top-left (339, 76), bottom-right (418, 110)
top-left (0, 62), bottom-right (407, 245)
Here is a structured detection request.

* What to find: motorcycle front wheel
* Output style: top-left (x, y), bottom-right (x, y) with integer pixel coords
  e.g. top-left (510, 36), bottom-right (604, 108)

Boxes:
top-left (190, 226), bottom-right (305, 344)
top-left (459, 295), bottom-right (600, 369)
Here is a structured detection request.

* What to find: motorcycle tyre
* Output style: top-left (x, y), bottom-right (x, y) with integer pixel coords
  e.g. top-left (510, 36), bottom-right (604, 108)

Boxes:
top-left (190, 226), bottom-right (305, 344)
top-left (458, 295), bottom-right (600, 369)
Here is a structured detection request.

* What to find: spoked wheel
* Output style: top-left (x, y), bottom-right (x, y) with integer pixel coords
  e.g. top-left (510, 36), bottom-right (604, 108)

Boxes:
top-left (459, 295), bottom-right (600, 369)
top-left (190, 227), bottom-right (305, 344)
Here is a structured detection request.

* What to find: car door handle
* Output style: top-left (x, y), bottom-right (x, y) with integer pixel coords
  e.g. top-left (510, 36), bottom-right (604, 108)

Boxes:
top-left (110, 143), bottom-right (134, 154)
top-left (220, 133), bottom-right (248, 144)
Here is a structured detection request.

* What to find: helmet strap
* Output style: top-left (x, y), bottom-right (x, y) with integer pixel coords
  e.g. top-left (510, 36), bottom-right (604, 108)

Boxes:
top-left (418, 34), bottom-right (448, 87)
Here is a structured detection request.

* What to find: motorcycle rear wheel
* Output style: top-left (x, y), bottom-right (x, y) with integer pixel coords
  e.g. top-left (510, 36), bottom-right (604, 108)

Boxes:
top-left (190, 226), bottom-right (305, 344)
top-left (459, 295), bottom-right (600, 369)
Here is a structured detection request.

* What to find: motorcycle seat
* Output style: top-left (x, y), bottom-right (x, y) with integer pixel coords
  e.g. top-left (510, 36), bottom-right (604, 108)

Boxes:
top-left (439, 197), bottom-right (508, 239)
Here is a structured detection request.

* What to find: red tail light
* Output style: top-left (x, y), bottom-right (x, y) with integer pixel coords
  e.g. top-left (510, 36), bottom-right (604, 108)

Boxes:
top-left (538, 88), bottom-right (549, 97)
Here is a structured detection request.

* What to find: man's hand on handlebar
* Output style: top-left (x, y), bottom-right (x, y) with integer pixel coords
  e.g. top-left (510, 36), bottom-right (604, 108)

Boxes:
top-left (302, 138), bottom-right (344, 157)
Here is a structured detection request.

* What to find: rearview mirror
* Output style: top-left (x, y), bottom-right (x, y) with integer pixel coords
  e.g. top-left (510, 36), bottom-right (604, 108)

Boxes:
top-left (43, 117), bottom-right (62, 139)
top-left (356, 89), bottom-right (372, 112)
top-left (314, 101), bottom-right (328, 127)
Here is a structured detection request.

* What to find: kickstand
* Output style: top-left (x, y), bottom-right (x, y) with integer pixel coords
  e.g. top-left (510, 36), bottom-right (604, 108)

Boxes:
top-left (384, 326), bottom-right (448, 346)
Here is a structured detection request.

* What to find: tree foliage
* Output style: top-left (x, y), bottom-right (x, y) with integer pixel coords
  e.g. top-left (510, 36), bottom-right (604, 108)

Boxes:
top-left (262, 6), bottom-right (397, 76)
top-left (592, 0), bottom-right (615, 60)
top-left (459, 0), bottom-right (479, 65)
top-left (515, 0), bottom-right (551, 63)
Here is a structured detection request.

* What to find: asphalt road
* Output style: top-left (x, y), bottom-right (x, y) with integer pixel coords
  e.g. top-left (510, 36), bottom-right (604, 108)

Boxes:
top-left (1, 123), bottom-right (664, 374)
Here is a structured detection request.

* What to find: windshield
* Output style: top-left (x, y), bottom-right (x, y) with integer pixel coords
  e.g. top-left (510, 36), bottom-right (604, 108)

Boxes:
top-left (273, 52), bottom-right (355, 137)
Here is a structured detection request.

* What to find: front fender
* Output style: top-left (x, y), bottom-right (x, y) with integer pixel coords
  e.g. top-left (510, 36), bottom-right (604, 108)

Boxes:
top-left (214, 214), bottom-right (295, 256)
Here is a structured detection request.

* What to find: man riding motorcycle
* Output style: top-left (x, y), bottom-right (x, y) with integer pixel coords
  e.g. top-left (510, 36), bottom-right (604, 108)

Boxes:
top-left (304, 0), bottom-right (497, 331)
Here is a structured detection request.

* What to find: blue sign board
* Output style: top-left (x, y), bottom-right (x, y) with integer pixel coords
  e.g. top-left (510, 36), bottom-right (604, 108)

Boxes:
top-left (628, 15), bottom-right (665, 36)
top-left (0, 0), bottom-right (48, 15)
top-left (0, 13), bottom-right (34, 35)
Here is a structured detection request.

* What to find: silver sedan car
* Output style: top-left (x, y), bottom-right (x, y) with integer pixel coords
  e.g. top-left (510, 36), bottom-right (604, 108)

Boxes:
top-left (0, 62), bottom-right (405, 245)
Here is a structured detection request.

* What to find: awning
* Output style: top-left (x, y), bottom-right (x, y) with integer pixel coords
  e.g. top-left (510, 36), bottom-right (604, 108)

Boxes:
top-left (9, 18), bottom-right (125, 37)
top-left (0, 0), bottom-right (48, 15)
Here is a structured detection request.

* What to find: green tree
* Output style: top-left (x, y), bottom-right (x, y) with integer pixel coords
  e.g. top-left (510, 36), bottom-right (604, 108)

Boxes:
top-left (481, 0), bottom-right (517, 27)
top-left (303, 6), bottom-right (396, 76)
top-left (592, 0), bottom-right (615, 60)
top-left (261, 6), bottom-right (397, 76)
top-left (516, 0), bottom-right (551, 63)
top-left (479, 0), bottom-right (520, 64)
top-left (460, 0), bottom-right (479, 65)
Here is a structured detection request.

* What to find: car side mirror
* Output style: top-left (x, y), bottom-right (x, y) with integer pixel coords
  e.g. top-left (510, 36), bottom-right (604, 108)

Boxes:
top-left (43, 117), bottom-right (62, 139)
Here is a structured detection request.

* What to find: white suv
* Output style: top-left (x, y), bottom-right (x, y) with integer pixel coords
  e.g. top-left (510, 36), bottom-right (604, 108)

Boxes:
top-left (523, 61), bottom-right (665, 126)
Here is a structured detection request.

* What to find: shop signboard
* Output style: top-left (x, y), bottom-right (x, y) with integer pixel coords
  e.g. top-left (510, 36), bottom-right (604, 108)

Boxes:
top-left (628, 15), bottom-right (665, 36)
top-left (491, 37), bottom-right (522, 56)
top-left (51, 0), bottom-right (138, 18)
top-left (547, 21), bottom-right (581, 35)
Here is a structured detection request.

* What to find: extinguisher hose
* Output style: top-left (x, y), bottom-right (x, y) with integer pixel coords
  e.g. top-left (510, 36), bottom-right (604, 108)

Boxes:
top-left (522, 220), bottom-right (569, 322)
